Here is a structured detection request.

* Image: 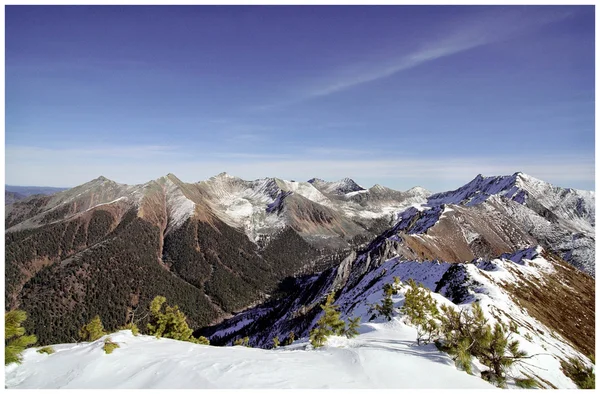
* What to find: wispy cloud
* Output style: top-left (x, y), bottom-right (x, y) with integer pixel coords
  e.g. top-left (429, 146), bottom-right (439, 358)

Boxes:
top-left (304, 7), bottom-right (573, 99)
top-left (252, 7), bottom-right (575, 109)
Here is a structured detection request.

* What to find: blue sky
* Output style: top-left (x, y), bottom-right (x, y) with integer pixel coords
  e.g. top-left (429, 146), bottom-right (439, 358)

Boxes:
top-left (5, 5), bottom-right (595, 191)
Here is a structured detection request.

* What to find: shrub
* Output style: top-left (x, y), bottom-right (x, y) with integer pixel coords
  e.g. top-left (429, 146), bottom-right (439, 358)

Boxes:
top-left (282, 332), bottom-right (295, 346)
top-left (119, 322), bottom-right (140, 336)
top-left (372, 282), bottom-right (396, 321)
top-left (309, 293), bottom-right (346, 348)
top-left (79, 315), bottom-right (107, 341)
top-left (5, 310), bottom-right (37, 365)
top-left (234, 336), bottom-right (250, 347)
top-left (102, 338), bottom-right (119, 354)
top-left (272, 336), bottom-right (280, 348)
top-left (477, 322), bottom-right (528, 388)
top-left (344, 317), bottom-right (361, 338)
top-left (561, 357), bottom-right (595, 389)
top-left (147, 296), bottom-right (209, 345)
top-left (436, 303), bottom-right (488, 374)
top-left (514, 377), bottom-right (539, 389)
top-left (400, 279), bottom-right (439, 344)
top-left (36, 346), bottom-right (55, 355)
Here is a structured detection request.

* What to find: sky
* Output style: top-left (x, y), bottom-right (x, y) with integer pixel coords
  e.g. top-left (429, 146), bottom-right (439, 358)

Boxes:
top-left (5, 5), bottom-right (595, 192)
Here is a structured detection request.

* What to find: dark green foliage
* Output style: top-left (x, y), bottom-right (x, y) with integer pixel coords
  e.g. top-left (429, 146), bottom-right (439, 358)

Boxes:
top-left (372, 281), bottom-right (397, 321)
top-left (102, 338), bottom-right (119, 354)
top-left (561, 357), bottom-right (595, 389)
top-left (36, 346), bottom-right (55, 355)
top-left (119, 322), bottom-right (140, 336)
top-left (310, 293), bottom-right (346, 348)
top-left (282, 332), bottom-right (295, 346)
top-left (14, 214), bottom-right (220, 345)
top-left (8, 201), bottom-right (319, 347)
top-left (5, 310), bottom-right (37, 365)
top-left (400, 279), bottom-right (439, 344)
top-left (514, 377), bottom-right (539, 389)
top-left (429, 302), bottom-right (531, 387)
top-left (147, 296), bottom-right (210, 345)
top-left (477, 322), bottom-right (528, 388)
top-left (436, 302), bottom-right (488, 374)
top-left (345, 316), bottom-right (361, 338)
top-left (233, 336), bottom-right (250, 347)
top-left (79, 315), bottom-right (107, 341)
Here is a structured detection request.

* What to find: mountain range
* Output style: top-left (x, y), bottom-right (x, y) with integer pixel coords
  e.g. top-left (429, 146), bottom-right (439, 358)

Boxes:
top-left (4, 171), bottom-right (595, 357)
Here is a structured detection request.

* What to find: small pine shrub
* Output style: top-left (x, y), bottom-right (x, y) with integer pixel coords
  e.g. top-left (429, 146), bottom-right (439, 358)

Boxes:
top-left (119, 322), bottom-right (140, 336)
top-left (194, 336), bottom-right (210, 345)
top-left (282, 332), bottom-right (295, 346)
top-left (372, 283), bottom-right (396, 321)
top-left (514, 377), bottom-right (539, 389)
top-left (400, 279), bottom-right (440, 345)
top-left (102, 338), bottom-right (119, 354)
top-left (344, 317), bottom-right (361, 338)
top-left (561, 357), bottom-right (595, 389)
top-left (147, 296), bottom-right (207, 345)
top-left (436, 303), bottom-right (488, 374)
top-left (272, 336), bottom-right (280, 348)
top-left (478, 322), bottom-right (528, 388)
top-left (234, 336), bottom-right (250, 347)
top-left (36, 346), bottom-right (55, 355)
top-left (79, 315), bottom-right (107, 341)
top-left (309, 293), bottom-right (346, 348)
top-left (5, 310), bottom-right (37, 365)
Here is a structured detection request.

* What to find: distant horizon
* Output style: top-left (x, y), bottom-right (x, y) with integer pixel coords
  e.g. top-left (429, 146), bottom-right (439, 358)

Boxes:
top-left (6, 5), bottom-right (594, 192)
top-left (4, 170), bottom-right (595, 194)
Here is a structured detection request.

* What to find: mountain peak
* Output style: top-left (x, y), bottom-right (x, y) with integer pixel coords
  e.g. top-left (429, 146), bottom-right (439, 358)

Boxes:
top-left (406, 186), bottom-right (430, 196)
top-left (307, 177), bottom-right (325, 184)
top-left (212, 172), bottom-right (237, 180)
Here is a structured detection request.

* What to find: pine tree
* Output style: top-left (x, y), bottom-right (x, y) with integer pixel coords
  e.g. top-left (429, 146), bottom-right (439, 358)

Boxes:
top-left (437, 302), bottom-right (488, 374)
top-left (400, 279), bottom-right (440, 344)
top-left (373, 283), bottom-right (395, 321)
top-left (147, 295), bottom-right (209, 345)
top-left (309, 293), bottom-right (346, 348)
top-left (5, 310), bottom-right (37, 365)
top-left (345, 317), bottom-right (361, 338)
top-left (478, 322), bottom-right (528, 387)
top-left (282, 331), bottom-right (295, 346)
top-left (79, 315), bottom-right (107, 342)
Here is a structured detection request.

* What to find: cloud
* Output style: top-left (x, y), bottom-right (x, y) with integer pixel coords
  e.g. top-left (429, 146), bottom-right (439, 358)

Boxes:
top-left (281, 7), bottom-right (576, 102)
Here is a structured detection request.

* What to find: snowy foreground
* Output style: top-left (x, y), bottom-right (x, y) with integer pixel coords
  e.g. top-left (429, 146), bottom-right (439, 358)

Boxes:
top-left (6, 324), bottom-right (495, 389)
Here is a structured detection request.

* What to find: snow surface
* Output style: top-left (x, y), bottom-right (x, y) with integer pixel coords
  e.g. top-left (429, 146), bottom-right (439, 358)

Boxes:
top-left (5, 329), bottom-right (494, 389)
top-left (162, 178), bottom-right (196, 233)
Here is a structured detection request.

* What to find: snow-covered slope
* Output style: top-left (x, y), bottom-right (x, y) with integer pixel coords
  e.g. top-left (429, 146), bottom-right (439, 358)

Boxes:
top-left (427, 172), bottom-right (594, 234)
top-left (5, 329), bottom-right (495, 389)
top-left (202, 246), bottom-right (593, 389)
